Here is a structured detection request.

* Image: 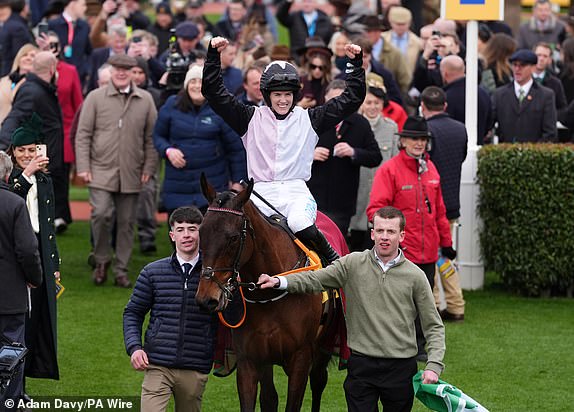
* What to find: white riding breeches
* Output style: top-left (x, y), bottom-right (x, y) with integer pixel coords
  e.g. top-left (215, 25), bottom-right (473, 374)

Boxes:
top-left (251, 180), bottom-right (317, 233)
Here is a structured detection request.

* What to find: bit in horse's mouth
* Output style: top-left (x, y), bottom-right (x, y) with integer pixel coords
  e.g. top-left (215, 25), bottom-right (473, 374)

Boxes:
top-left (216, 294), bottom-right (229, 312)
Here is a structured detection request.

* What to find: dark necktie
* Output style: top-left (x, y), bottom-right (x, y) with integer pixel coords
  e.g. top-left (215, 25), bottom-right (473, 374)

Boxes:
top-left (183, 263), bottom-right (192, 290)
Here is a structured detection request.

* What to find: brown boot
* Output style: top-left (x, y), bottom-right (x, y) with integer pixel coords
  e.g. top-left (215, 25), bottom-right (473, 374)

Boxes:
top-left (114, 274), bottom-right (132, 288)
top-left (93, 262), bottom-right (110, 285)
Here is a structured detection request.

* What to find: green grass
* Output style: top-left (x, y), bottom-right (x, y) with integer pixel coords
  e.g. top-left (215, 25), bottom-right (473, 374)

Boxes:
top-left (26, 222), bottom-right (574, 411)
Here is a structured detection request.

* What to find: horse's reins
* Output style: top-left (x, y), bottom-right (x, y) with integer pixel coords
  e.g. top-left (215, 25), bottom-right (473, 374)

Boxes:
top-left (202, 206), bottom-right (322, 328)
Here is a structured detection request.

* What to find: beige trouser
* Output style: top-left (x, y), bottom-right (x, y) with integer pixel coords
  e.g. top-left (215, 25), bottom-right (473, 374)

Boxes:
top-left (90, 188), bottom-right (138, 277)
top-left (433, 220), bottom-right (465, 315)
top-left (141, 364), bottom-right (208, 412)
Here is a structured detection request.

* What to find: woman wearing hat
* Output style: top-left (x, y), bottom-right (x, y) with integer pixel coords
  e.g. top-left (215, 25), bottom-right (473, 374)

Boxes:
top-left (366, 115), bottom-right (454, 361)
top-left (153, 64), bottom-right (247, 216)
top-left (366, 116), bottom-right (454, 286)
top-left (7, 113), bottom-right (60, 384)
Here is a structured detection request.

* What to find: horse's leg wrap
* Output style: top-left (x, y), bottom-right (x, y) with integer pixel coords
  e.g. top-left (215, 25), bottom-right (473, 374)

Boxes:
top-left (295, 225), bottom-right (340, 265)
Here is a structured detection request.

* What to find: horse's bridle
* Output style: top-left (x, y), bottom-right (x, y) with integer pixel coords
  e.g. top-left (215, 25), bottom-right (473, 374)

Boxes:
top-left (200, 207), bottom-right (257, 301)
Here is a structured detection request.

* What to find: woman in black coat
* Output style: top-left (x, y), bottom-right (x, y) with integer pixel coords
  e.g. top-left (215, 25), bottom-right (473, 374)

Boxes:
top-left (8, 114), bottom-right (60, 382)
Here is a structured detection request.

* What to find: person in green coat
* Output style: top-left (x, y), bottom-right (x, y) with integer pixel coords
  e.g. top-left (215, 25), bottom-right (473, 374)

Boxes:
top-left (8, 113), bottom-right (60, 383)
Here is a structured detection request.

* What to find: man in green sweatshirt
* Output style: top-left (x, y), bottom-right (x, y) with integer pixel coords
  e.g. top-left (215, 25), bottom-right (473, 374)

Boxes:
top-left (258, 206), bottom-right (445, 412)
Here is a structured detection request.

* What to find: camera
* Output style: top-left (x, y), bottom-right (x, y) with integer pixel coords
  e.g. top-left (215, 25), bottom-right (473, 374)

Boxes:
top-left (165, 28), bottom-right (191, 91)
top-left (429, 50), bottom-right (442, 65)
top-left (0, 336), bottom-right (27, 395)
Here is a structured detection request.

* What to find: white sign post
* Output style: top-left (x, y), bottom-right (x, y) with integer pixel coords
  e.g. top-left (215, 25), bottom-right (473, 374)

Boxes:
top-left (442, 0), bottom-right (504, 289)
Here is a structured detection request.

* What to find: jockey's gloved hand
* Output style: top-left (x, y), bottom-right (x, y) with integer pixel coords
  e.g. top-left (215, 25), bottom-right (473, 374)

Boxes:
top-left (441, 246), bottom-right (457, 260)
top-left (349, 51), bottom-right (363, 69)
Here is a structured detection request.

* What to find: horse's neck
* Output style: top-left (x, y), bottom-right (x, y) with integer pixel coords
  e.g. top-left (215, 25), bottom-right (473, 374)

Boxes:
top-left (242, 202), bottom-right (301, 279)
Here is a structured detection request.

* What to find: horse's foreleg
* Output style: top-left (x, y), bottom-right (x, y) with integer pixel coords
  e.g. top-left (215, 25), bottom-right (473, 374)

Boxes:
top-left (282, 349), bottom-right (313, 412)
top-left (237, 360), bottom-right (259, 412)
top-left (259, 365), bottom-right (278, 412)
top-left (309, 351), bottom-right (331, 412)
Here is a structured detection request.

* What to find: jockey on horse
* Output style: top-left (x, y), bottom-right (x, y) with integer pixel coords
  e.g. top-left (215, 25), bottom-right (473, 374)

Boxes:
top-left (201, 36), bottom-right (366, 265)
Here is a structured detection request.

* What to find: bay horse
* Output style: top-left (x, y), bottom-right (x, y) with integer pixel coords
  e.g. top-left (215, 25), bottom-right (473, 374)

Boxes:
top-left (196, 175), bottom-right (337, 412)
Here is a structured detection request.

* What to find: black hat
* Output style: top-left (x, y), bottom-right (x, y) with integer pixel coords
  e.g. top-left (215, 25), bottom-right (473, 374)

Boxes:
top-left (107, 54), bottom-right (137, 68)
top-left (155, 1), bottom-right (172, 16)
top-left (175, 21), bottom-right (199, 40)
top-left (361, 15), bottom-right (384, 32)
top-left (397, 116), bottom-right (431, 138)
top-left (296, 36), bottom-right (333, 59)
top-left (509, 49), bottom-right (537, 65)
top-left (186, 0), bottom-right (203, 8)
top-left (12, 113), bottom-right (43, 146)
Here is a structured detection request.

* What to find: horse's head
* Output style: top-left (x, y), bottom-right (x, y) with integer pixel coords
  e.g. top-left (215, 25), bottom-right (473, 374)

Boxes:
top-left (196, 174), bottom-right (255, 312)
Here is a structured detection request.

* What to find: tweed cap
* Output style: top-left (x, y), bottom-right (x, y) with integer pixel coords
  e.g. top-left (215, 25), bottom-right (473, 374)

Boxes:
top-left (107, 54), bottom-right (137, 68)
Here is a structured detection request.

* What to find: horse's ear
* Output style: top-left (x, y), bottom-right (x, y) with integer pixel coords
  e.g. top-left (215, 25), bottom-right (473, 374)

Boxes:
top-left (200, 173), bottom-right (216, 204)
top-left (234, 178), bottom-right (253, 208)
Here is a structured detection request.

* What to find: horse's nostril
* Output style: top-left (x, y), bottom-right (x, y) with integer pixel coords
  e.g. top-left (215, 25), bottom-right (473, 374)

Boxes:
top-left (198, 297), bottom-right (219, 312)
top-left (206, 299), bottom-right (219, 312)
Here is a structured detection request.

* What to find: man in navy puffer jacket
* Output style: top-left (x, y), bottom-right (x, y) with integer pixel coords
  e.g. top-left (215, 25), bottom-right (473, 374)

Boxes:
top-left (123, 207), bottom-right (217, 411)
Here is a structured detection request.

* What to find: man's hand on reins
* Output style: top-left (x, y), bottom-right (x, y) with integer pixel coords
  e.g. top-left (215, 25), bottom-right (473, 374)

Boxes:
top-left (257, 274), bottom-right (279, 289)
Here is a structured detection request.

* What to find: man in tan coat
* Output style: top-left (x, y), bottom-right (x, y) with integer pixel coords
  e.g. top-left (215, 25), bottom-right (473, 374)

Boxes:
top-left (76, 54), bottom-right (157, 287)
top-left (382, 7), bottom-right (423, 76)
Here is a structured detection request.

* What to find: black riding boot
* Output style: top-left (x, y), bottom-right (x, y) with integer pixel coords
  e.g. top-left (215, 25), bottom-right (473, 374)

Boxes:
top-left (295, 225), bottom-right (340, 265)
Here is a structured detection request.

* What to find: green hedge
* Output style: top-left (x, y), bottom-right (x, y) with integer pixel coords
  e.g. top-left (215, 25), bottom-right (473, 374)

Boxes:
top-left (477, 144), bottom-right (574, 296)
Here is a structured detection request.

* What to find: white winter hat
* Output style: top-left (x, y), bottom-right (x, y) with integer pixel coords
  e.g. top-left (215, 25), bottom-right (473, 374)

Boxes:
top-left (184, 64), bottom-right (203, 88)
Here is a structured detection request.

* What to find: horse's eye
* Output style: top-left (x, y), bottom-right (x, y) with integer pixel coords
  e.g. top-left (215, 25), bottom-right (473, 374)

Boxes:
top-left (229, 234), bottom-right (240, 243)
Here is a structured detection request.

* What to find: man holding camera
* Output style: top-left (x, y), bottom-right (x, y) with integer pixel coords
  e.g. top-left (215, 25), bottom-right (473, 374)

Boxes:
top-left (412, 30), bottom-right (460, 93)
top-left (0, 151), bottom-right (43, 408)
top-left (158, 21), bottom-right (201, 76)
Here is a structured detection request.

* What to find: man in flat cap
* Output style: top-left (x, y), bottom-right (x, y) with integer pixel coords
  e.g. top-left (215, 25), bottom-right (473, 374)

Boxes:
top-left (158, 21), bottom-right (201, 78)
top-left (382, 6), bottom-right (422, 75)
top-left (75, 53), bottom-right (158, 288)
top-left (491, 49), bottom-right (557, 143)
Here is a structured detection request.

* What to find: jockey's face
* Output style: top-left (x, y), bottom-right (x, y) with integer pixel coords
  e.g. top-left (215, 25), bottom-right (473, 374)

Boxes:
top-left (270, 91), bottom-right (294, 116)
top-left (371, 216), bottom-right (405, 263)
top-left (170, 222), bottom-right (200, 260)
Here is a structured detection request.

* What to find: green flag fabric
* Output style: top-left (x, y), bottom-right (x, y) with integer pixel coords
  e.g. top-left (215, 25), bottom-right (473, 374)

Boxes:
top-left (412, 370), bottom-right (490, 412)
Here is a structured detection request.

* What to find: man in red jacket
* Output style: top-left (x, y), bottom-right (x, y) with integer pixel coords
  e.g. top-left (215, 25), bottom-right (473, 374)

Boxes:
top-left (366, 115), bottom-right (455, 361)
